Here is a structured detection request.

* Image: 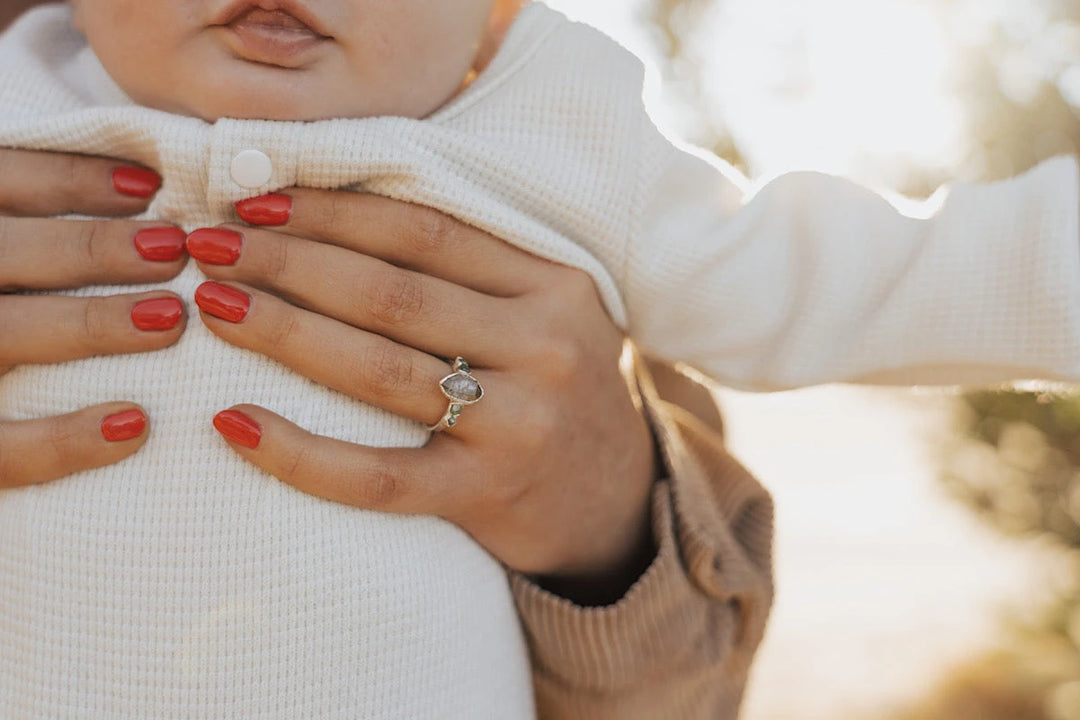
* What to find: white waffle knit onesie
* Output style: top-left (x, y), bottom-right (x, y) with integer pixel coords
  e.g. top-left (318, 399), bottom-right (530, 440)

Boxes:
top-left (3, 2), bottom-right (1080, 718)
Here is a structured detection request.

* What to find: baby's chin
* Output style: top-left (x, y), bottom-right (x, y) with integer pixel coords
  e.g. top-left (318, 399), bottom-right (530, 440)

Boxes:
top-left (126, 68), bottom-right (450, 123)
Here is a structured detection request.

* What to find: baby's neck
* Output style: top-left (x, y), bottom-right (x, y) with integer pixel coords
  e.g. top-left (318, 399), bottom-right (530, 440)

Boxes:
top-left (455, 0), bottom-right (525, 100)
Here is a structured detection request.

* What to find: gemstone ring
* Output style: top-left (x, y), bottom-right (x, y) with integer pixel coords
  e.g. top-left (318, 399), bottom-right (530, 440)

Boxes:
top-left (429, 356), bottom-right (484, 432)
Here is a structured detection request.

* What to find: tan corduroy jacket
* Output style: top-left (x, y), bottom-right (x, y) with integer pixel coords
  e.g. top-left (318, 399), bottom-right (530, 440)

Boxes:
top-left (511, 359), bottom-right (776, 718)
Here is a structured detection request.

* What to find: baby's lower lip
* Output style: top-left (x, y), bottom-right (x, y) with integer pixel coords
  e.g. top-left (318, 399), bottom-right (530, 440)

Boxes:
top-left (224, 16), bottom-right (328, 67)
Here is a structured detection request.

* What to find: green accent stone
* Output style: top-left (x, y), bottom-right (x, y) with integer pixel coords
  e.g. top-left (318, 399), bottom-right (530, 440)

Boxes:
top-left (450, 403), bottom-right (463, 415)
top-left (446, 416), bottom-right (458, 427)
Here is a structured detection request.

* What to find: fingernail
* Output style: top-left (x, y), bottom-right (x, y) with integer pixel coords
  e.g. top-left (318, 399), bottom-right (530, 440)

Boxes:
top-left (236, 194), bottom-right (292, 226)
top-left (213, 410), bottom-right (261, 449)
top-left (131, 297), bottom-right (184, 331)
top-left (195, 281), bottom-right (250, 323)
top-left (134, 227), bottom-right (187, 262)
top-left (112, 166), bottom-right (162, 198)
top-left (186, 228), bottom-right (243, 265)
top-left (101, 409), bottom-right (147, 442)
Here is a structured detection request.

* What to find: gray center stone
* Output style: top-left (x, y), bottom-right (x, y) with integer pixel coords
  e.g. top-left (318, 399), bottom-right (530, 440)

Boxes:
top-left (441, 373), bottom-right (483, 403)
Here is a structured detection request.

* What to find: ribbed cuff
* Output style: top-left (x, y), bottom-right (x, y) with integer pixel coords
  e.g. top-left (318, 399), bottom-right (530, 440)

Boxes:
top-left (509, 479), bottom-right (712, 692)
top-left (663, 403), bottom-right (775, 600)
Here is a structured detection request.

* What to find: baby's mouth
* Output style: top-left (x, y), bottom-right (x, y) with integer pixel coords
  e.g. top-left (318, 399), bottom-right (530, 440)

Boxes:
top-left (232, 8), bottom-right (318, 34)
top-left (223, 8), bottom-right (331, 67)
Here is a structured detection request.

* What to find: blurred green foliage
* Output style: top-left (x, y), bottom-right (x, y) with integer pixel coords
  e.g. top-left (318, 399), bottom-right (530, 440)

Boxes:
top-left (942, 392), bottom-right (1080, 720)
top-left (945, 391), bottom-right (1080, 545)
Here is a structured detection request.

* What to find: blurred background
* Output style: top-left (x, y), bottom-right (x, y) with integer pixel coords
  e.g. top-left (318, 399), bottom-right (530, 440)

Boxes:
top-left (544, 1), bottom-right (1080, 718)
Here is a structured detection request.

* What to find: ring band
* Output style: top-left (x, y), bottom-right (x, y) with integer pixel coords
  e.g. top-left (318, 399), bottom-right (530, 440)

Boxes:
top-left (430, 357), bottom-right (484, 431)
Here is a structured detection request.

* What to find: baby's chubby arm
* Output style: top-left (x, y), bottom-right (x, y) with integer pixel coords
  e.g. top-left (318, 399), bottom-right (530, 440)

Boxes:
top-left (627, 120), bottom-right (1080, 390)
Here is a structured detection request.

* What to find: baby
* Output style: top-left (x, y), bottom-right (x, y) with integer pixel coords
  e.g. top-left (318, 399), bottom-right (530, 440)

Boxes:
top-left (2, 0), bottom-right (1080, 718)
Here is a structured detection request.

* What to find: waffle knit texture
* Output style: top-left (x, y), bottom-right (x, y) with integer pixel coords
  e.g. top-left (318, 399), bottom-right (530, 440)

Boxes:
top-left (0, 0), bottom-right (1076, 716)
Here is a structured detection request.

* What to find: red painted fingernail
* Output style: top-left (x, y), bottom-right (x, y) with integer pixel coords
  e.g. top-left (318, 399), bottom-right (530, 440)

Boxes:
top-left (186, 228), bottom-right (243, 265)
top-left (112, 166), bottom-right (161, 198)
top-left (195, 281), bottom-right (250, 323)
top-left (101, 409), bottom-right (147, 442)
top-left (131, 297), bottom-right (184, 331)
top-left (134, 227), bottom-right (187, 262)
top-left (236, 194), bottom-right (292, 226)
top-left (213, 410), bottom-right (261, 449)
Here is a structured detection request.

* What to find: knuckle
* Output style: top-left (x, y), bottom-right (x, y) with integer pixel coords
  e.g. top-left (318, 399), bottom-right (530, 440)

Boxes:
top-left (407, 208), bottom-right (457, 256)
top-left (282, 441), bottom-right (311, 484)
top-left (512, 399), bottom-right (560, 455)
top-left (79, 221), bottom-right (109, 270)
top-left (557, 269), bottom-right (599, 307)
top-left (487, 472), bottom-right (531, 511)
top-left (80, 296), bottom-right (113, 353)
top-left (529, 400), bottom-right (562, 441)
top-left (540, 336), bottom-right (585, 382)
top-left (46, 415), bottom-right (81, 472)
top-left (365, 270), bottom-right (426, 327)
top-left (60, 154), bottom-right (84, 208)
top-left (358, 345), bottom-right (417, 401)
top-left (324, 190), bottom-right (357, 235)
top-left (266, 310), bottom-right (301, 350)
top-left (263, 234), bottom-right (291, 285)
top-left (353, 462), bottom-right (401, 508)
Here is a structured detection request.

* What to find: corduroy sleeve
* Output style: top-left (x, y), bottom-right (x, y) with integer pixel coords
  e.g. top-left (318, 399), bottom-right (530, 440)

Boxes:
top-left (509, 361), bottom-right (775, 719)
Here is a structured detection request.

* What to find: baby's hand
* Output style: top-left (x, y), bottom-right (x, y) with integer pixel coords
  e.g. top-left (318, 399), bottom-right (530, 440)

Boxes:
top-left (0, 149), bottom-right (186, 487)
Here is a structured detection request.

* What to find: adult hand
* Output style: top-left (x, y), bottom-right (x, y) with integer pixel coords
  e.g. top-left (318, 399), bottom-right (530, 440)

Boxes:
top-left (0, 148), bottom-right (188, 487)
top-left (0, 0), bottom-right (43, 32)
top-left (191, 190), bottom-right (657, 600)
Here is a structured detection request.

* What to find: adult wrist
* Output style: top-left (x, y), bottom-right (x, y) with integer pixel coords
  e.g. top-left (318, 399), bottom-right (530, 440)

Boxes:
top-left (531, 504), bottom-right (657, 607)
top-left (529, 414), bottom-right (663, 606)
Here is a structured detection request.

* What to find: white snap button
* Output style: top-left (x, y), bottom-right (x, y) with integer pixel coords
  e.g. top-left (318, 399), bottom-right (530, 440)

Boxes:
top-left (230, 149), bottom-right (273, 189)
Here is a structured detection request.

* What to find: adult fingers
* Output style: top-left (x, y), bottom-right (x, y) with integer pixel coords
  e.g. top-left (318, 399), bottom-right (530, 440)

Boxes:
top-left (210, 404), bottom-right (469, 517)
top-left (188, 223), bottom-right (525, 363)
top-left (0, 292), bottom-right (186, 368)
top-left (0, 218), bottom-right (187, 291)
top-left (193, 280), bottom-right (469, 427)
top-left (0, 403), bottom-right (148, 488)
top-left (235, 190), bottom-right (559, 297)
top-left (0, 149), bottom-right (161, 217)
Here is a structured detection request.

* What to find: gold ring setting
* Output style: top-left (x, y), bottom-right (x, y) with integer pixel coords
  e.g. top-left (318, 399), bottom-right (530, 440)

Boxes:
top-left (430, 357), bottom-right (484, 432)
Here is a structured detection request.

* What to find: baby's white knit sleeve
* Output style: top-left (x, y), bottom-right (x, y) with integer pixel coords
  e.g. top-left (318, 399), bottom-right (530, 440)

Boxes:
top-left (625, 124), bottom-right (1080, 390)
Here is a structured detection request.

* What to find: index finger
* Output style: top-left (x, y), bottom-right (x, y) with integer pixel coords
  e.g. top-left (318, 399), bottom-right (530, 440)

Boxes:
top-left (236, 189), bottom-right (557, 297)
top-left (0, 148), bottom-right (160, 218)
top-left (0, 403), bottom-right (149, 488)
